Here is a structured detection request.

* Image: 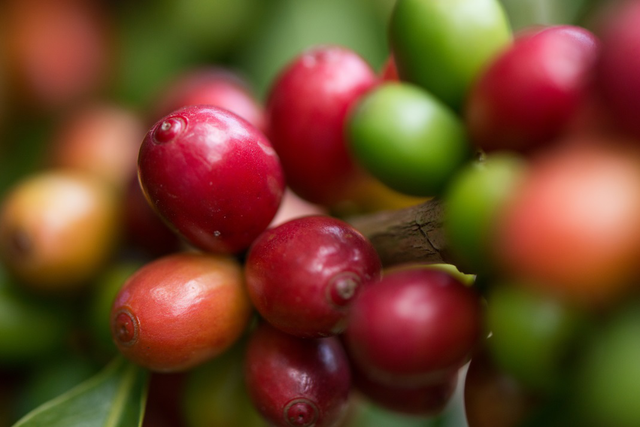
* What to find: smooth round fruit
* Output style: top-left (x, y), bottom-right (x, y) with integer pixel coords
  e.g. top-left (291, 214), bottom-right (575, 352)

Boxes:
top-left (138, 105), bottom-right (285, 254)
top-left (345, 267), bottom-right (483, 385)
top-left (493, 141), bottom-right (640, 307)
top-left (110, 252), bottom-right (252, 372)
top-left (388, 0), bottom-right (512, 111)
top-left (266, 45), bottom-right (378, 206)
top-left (245, 215), bottom-right (381, 338)
top-left (443, 152), bottom-right (527, 275)
top-left (465, 25), bottom-right (600, 153)
top-left (347, 82), bottom-right (472, 197)
top-left (0, 170), bottom-right (120, 291)
top-left (244, 322), bottom-right (351, 427)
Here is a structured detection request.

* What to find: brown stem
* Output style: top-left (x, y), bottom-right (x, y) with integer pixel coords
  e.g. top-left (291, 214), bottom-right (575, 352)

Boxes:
top-left (348, 198), bottom-right (454, 268)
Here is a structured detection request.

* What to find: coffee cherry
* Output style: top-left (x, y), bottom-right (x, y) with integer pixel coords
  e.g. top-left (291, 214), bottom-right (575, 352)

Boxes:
top-left (388, 0), bottom-right (512, 111)
top-left (245, 215), bottom-right (381, 338)
top-left (465, 25), bottom-right (600, 153)
top-left (110, 252), bottom-right (252, 372)
top-left (444, 152), bottom-right (528, 275)
top-left (347, 82), bottom-right (472, 197)
top-left (0, 170), bottom-right (120, 292)
top-left (266, 45), bottom-right (378, 206)
top-left (493, 141), bottom-right (640, 307)
top-left (138, 105), bottom-right (285, 254)
top-left (244, 322), bottom-right (351, 427)
top-left (345, 267), bottom-right (483, 385)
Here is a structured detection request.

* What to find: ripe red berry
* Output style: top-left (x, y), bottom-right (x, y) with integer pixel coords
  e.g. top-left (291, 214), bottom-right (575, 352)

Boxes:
top-left (245, 215), bottom-right (381, 338)
top-left (465, 25), bottom-right (600, 153)
top-left (244, 322), bottom-right (351, 427)
top-left (344, 267), bottom-right (483, 385)
top-left (110, 252), bottom-right (253, 372)
top-left (138, 105), bottom-right (285, 254)
top-left (266, 45), bottom-right (378, 206)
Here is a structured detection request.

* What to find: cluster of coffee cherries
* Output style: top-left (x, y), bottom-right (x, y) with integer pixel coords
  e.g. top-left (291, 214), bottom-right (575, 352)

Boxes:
top-left (4, 0), bottom-right (640, 426)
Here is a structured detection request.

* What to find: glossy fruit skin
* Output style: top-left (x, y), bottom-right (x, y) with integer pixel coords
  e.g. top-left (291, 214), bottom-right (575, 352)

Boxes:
top-left (245, 215), bottom-right (381, 338)
top-left (110, 252), bottom-right (252, 372)
top-left (244, 322), bottom-right (351, 427)
top-left (443, 152), bottom-right (527, 275)
top-left (388, 0), bottom-right (512, 111)
top-left (594, 0), bottom-right (640, 139)
top-left (0, 170), bottom-right (120, 291)
top-left (493, 141), bottom-right (640, 307)
top-left (344, 267), bottom-right (483, 386)
top-left (347, 82), bottom-right (472, 197)
top-left (266, 45), bottom-right (378, 206)
top-left (138, 105), bottom-right (285, 255)
top-left (150, 67), bottom-right (267, 133)
top-left (465, 25), bottom-right (600, 153)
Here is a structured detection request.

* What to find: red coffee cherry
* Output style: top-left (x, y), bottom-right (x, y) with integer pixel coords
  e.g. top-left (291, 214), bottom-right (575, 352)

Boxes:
top-left (266, 45), bottom-right (378, 206)
top-left (245, 215), bottom-right (381, 338)
top-left (110, 252), bottom-right (253, 372)
top-left (344, 267), bottom-right (483, 386)
top-left (138, 105), bottom-right (285, 254)
top-left (465, 25), bottom-right (600, 153)
top-left (244, 322), bottom-right (351, 427)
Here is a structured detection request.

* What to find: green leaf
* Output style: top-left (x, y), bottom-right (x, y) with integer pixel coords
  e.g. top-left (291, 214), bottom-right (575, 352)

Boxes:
top-left (12, 356), bottom-right (149, 427)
